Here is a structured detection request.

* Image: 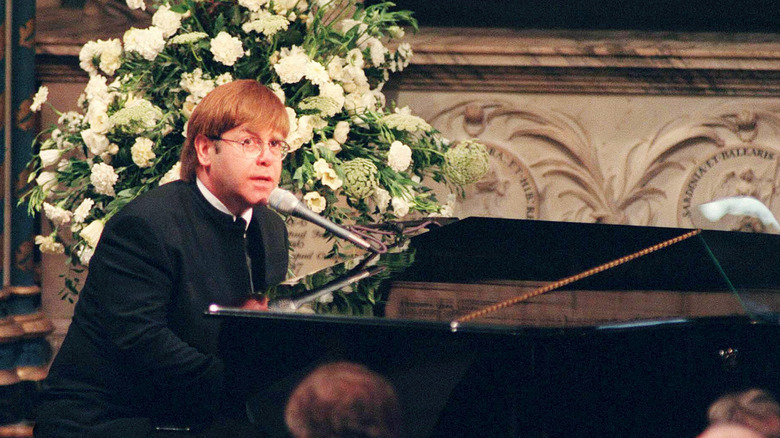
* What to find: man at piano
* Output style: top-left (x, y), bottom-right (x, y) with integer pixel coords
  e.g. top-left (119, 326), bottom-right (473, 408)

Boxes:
top-left (34, 79), bottom-right (291, 437)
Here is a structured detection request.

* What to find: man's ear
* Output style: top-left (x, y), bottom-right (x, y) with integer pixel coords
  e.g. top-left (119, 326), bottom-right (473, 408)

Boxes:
top-left (194, 134), bottom-right (213, 168)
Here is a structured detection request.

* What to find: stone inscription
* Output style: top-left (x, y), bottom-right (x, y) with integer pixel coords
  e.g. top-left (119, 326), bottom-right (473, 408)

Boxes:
top-left (678, 145), bottom-right (780, 231)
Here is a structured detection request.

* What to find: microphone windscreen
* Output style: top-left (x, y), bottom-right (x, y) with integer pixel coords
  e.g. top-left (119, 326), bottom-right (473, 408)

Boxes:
top-left (268, 188), bottom-right (300, 214)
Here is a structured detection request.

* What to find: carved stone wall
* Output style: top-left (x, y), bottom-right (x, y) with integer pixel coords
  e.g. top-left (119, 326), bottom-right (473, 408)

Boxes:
top-left (385, 28), bottom-right (780, 233)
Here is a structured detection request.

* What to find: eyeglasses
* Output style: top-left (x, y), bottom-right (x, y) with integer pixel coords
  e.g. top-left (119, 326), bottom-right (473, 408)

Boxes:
top-left (212, 136), bottom-right (290, 159)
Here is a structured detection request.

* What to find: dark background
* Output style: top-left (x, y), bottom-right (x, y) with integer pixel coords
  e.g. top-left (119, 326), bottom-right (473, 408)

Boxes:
top-left (367, 0), bottom-right (780, 32)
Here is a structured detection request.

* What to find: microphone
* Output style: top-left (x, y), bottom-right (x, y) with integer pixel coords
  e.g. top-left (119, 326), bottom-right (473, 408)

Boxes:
top-left (268, 188), bottom-right (377, 252)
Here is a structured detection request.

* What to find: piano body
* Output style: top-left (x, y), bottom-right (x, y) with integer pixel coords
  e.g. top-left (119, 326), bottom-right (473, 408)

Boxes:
top-left (210, 217), bottom-right (780, 438)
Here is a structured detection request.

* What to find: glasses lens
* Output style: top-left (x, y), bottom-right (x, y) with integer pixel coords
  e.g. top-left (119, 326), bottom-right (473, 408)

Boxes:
top-left (223, 138), bottom-right (289, 158)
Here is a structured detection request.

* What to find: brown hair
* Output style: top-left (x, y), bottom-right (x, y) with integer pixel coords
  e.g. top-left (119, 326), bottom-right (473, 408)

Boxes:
top-left (285, 362), bottom-right (402, 438)
top-left (179, 79), bottom-right (289, 182)
top-left (708, 389), bottom-right (780, 438)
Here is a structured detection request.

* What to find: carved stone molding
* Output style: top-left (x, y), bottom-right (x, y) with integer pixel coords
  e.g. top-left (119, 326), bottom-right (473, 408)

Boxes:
top-left (387, 28), bottom-right (780, 96)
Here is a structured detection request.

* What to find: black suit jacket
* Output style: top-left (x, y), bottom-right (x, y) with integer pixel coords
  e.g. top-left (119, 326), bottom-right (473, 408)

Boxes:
top-left (35, 181), bottom-right (288, 437)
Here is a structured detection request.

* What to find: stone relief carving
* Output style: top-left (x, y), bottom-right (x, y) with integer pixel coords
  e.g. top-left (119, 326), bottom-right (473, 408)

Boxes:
top-left (423, 99), bottom-right (780, 230)
top-left (426, 101), bottom-right (539, 220)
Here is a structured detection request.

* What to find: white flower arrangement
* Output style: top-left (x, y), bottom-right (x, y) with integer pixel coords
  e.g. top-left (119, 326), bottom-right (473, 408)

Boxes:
top-left (23, 0), bottom-right (489, 300)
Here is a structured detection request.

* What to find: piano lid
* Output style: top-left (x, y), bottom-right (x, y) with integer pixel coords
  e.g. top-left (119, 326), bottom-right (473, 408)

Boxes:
top-left (208, 217), bottom-right (780, 333)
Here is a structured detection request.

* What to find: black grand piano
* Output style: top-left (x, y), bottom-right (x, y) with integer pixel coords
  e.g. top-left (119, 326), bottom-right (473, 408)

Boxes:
top-left (209, 217), bottom-right (780, 438)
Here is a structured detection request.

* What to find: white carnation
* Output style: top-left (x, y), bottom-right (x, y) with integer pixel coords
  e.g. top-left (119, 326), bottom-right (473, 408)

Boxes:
top-left (152, 5), bottom-right (183, 38)
top-left (73, 198), bottom-right (95, 224)
top-left (125, 0), bottom-right (145, 10)
top-left (35, 235), bottom-right (65, 254)
top-left (365, 37), bottom-right (388, 66)
top-left (180, 68), bottom-right (216, 103)
top-left (90, 162), bottom-right (119, 196)
top-left (131, 137), bottom-right (156, 168)
top-left (274, 46), bottom-right (309, 84)
top-left (123, 27), bottom-right (166, 61)
top-left (84, 74), bottom-right (110, 103)
top-left (43, 203), bottom-right (73, 227)
top-left (159, 162), bottom-right (182, 185)
top-left (98, 39), bottom-right (123, 75)
top-left (387, 141), bottom-right (412, 172)
top-left (210, 32), bottom-right (244, 66)
top-left (30, 86), bottom-right (48, 112)
top-left (305, 61), bottom-right (329, 86)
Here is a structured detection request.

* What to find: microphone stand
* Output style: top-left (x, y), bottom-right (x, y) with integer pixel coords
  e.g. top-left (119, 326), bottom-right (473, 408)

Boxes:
top-left (268, 265), bottom-right (386, 311)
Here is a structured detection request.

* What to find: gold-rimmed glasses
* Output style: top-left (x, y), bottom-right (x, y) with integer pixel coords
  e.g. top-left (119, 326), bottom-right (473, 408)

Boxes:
top-left (212, 136), bottom-right (290, 159)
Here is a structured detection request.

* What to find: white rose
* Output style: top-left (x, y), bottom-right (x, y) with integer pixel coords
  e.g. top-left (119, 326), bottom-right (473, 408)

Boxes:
top-left (88, 110), bottom-right (113, 134)
top-left (81, 128), bottom-right (110, 156)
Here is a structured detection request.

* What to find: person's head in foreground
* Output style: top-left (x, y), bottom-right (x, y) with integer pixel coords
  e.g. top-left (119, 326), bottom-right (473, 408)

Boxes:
top-left (707, 389), bottom-right (780, 438)
top-left (285, 362), bottom-right (402, 438)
